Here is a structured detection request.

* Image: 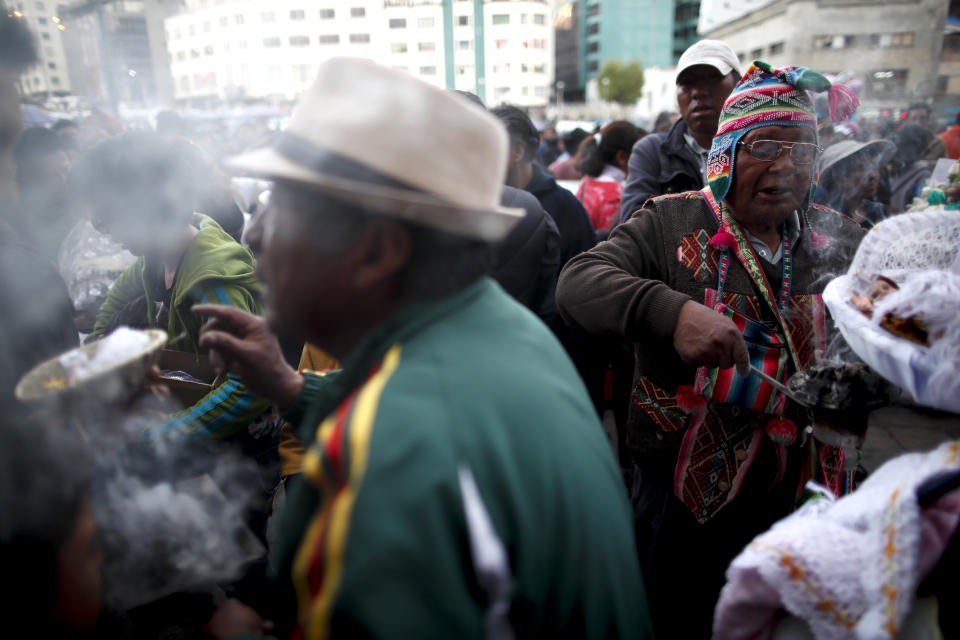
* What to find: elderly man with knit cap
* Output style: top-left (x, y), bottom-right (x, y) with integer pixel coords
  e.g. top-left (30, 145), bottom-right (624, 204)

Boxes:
top-left (193, 58), bottom-right (651, 640)
top-left (558, 61), bottom-right (865, 638)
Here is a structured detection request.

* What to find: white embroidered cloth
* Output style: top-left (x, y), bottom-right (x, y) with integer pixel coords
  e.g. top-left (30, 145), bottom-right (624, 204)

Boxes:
top-left (714, 440), bottom-right (960, 640)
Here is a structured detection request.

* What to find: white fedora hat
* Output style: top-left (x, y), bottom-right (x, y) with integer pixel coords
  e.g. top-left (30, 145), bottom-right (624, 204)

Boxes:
top-left (228, 57), bottom-right (523, 241)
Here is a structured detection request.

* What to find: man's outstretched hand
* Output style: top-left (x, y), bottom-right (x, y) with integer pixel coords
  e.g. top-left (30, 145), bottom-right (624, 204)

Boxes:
top-left (673, 300), bottom-right (750, 376)
top-left (194, 304), bottom-right (304, 408)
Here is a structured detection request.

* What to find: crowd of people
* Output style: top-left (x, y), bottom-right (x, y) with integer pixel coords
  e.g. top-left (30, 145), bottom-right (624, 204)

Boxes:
top-left (1, 10), bottom-right (959, 639)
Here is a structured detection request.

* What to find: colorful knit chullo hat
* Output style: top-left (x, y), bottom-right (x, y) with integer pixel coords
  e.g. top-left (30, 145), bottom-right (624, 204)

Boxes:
top-left (706, 60), bottom-right (859, 210)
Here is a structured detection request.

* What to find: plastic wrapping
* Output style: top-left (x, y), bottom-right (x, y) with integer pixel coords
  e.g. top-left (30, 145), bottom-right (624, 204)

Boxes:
top-left (57, 220), bottom-right (137, 313)
top-left (823, 209), bottom-right (960, 413)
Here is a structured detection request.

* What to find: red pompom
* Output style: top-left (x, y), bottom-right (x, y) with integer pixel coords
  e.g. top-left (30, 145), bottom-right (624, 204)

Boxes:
top-left (676, 385), bottom-right (708, 412)
top-left (828, 83), bottom-right (859, 122)
top-left (809, 231), bottom-right (830, 251)
top-left (766, 417), bottom-right (798, 445)
top-left (709, 230), bottom-right (736, 250)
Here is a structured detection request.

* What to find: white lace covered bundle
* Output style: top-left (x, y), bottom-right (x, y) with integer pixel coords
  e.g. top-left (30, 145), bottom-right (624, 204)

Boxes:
top-left (823, 209), bottom-right (960, 413)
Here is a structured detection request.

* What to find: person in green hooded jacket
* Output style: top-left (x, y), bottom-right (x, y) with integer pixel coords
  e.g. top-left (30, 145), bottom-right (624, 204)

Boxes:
top-left (71, 131), bottom-right (270, 442)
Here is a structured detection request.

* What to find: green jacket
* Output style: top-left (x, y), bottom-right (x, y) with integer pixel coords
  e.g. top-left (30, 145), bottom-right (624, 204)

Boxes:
top-left (274, 278), bottom-right (652, 640)
top-left (87, 214), bottom-right (269, 440)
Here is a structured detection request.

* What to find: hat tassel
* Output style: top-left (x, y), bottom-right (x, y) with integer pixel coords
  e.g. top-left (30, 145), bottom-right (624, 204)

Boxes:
top-left (828, 84), bottom-right (859, 122)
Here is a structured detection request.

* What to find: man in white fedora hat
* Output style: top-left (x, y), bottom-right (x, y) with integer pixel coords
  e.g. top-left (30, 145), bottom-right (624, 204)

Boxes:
top-left (193, 58), bottom-right (651, 639)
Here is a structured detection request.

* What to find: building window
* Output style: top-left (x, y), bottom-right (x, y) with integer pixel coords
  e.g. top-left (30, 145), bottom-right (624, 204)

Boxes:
top-left (190, 48), bottom-right (200, 58)
top-left (47, 61), bottom-right (56, 69)
top-left (290, 10), bottom-right (305, 20)
top-left (295, 64), bottom-right (311, 82)
top-left (36, 16), bottom-right (46, 24)
top-left (457, 39), bottom-right (471, 50)
top-left (289, 35), bottom-right (310, 46)
top-left (587, 3), bottom-right (600, 16)
top-left (36, 1), bottom-right (44, 9)
top-left (457, 15), bottom-right (469, 26)
top-left (521, 63), bottom-right (528, 72)
top-left (492, 14), bottom-right (509, 25)
top-left (493, 63), bottom-right (511, 73)
top-left (530, 39), bottom-right (546, 50)
top-left (263, 37), bottom-right (281, 48)
top-left (391, 42), bottom-right (408, 53)
top-left (351, 7), bottom-right (365, 18)
top-left (350, 33), bottom-right (370, 43)
top-left (417, 17), bottom-right (434, 28)
top-left (750, 47), bottom-right (763, 58)
top-left (389, 18), bottom-right (406, 28)
top-left (188, 24), bottom-right (195, 36)
top-left (420, 65), bottom-right (437, 75)
top-left (494, 87), bottom-right (509, 99)
top-left (238, 40), bottom-right (248, 49)
top-left (495, 38), bottom-right (508, 49)
top-left (533, 63), bottom-right (546, 73)
top-left (261, 11), bottom-right (275, 23)
top-left (587, 41), bottom-right (599, 54)
top-left (219, 16), bottom-right (228, 27)
top-left (204, 45), bottom-right (214, 55)
top-left (587, 59), bottom-right (599, 73)
top-left (892, 32), bottom-right (914, 47)
top-left (176, 51), bottom-right (186, 61)
top-left (320, 8), bottom-right (334, 19)
top-left (418, 41), bottom-right (435, 52)
top-left (41, 32), bottom-right (50, 40)
top-left (533, 13), bottom-right (546, 25)
top-left (521, 14), bottom-right (528, 24)
top-left (769, 42), bottom-right (785, 55)
top-left (234, 14), bottom-right (244, 25)
top-left (203, 21), bottom-right (210, 32)
top-left (522, 86), bottom-right (529, 96)
top-left (319, 34), bottom-right (340, 44)
top-left (393, 66), bottom-right (408, 72)
top-left (456, 64), bottom-right (471, 75)
top-left (587, 23), bottom-right (599, 35)
top-left (534, 86), bottom-right (547, 97)
top-left (180, 76), bottom-right (190, 91)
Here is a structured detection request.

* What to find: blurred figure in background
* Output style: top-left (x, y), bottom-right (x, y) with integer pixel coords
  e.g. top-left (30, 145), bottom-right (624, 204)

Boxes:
top-left (904, 102), bottom-right (948, 163)
top-left (940, 112), bottom-right (960, 160)
top-left (0, 14), bottom-right (78, 404)
top-left (619, 40), bottom-right (740, 223)
top-left (13, 127), bottom-right (74, 263)
top-left (538, 125), bottom-right (561, 167)
top-left (815, 139), bottom-right (895, 229)
top-left (548, 127), bottom-right (590, 180)
top-left (652, 111), bottom-right (678, 132)
top-left (575, 121), bottom-right (644, 234)
top-left (888, 124), bottom-right (934, 212)
top-left (494, 105), bottom-right (595, 265)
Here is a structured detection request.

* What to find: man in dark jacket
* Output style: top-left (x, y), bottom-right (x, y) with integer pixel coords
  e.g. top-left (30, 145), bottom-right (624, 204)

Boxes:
top-left (619, 40), bottom-right (740, 223)
top-left (492, 186), bottom-right (560, 323)
top-left (493, 105), bottom-right (595, 265)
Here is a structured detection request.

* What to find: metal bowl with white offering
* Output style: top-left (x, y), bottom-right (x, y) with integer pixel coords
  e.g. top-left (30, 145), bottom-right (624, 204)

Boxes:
top-left (15, 327), bottom-right (168, 405)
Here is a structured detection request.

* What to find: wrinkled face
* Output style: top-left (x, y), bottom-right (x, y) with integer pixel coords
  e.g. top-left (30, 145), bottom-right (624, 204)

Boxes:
top-left (50, 498), bottom-right (103, 631)
top-left (676, 66), bottom-right (738, 140)
top-left (727, 125), bottom-right (817, 228)
top-left (248, 183), bottom-right (358, 342)
top-left (840, 157), bottom-right (880, 201)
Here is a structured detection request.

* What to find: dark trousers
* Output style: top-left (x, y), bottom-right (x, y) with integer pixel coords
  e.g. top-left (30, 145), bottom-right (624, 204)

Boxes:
top-left (631, 440), bottom-right (799, 639)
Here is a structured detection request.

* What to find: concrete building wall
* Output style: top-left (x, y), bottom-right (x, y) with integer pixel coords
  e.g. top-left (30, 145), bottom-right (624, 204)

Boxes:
top-left (165, 0), bottom-right (553, 107)
top-left (704, 0), bottom-right (949, 112)
top-left (6, 0), bottom-right (72, 96)
top-left (582, 0), bottom-right (672, 85)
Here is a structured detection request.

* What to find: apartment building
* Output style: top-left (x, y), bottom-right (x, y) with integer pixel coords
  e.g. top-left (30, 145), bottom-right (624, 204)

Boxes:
top-left (5, 0), bottom-right (72, 97)
top-left (165, 0), bottom-right (554, 107)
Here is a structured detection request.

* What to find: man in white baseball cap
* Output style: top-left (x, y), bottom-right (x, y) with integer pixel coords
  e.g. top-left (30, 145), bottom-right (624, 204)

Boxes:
top-left (619, 39), bottom-right (741, 223)
top-left (193, 58), bottom-right (652, 639)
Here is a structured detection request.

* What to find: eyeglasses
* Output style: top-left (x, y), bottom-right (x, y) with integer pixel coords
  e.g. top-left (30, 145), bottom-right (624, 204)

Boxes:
top-left (737, 139), bottom-right (823, 165)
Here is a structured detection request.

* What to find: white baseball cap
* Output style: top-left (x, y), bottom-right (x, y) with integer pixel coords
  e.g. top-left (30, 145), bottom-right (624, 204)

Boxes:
top-left (676, 40), bottom-right (741, 82)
